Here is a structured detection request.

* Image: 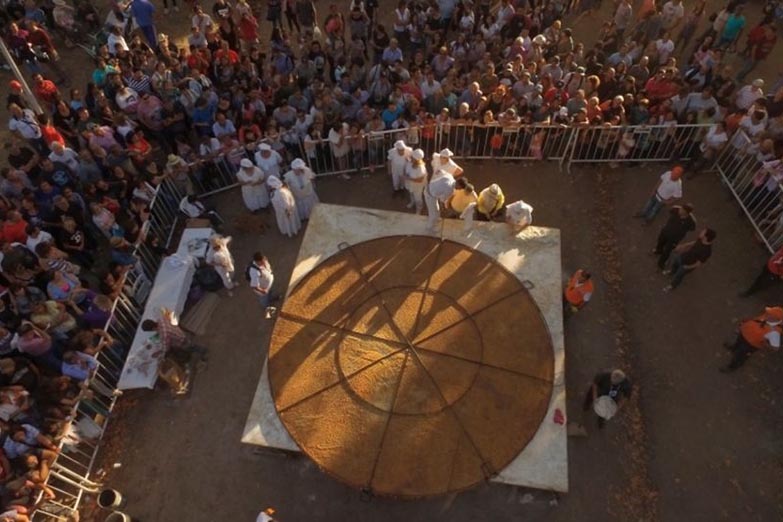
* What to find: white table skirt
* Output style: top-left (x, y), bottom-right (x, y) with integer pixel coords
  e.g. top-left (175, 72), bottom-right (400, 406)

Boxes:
top-left (117, 254), bottom-right (197, 390)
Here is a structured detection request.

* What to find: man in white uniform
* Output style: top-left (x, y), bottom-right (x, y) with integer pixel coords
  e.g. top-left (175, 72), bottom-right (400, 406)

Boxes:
top-left (283, 158), bottom-right (319, 220)
top-left (425, 172), bottom-right (457, 233)
top-left (248, 252), bottom-right (276, 318)
top-left (254, 142), bottom-right (284, 181)
top-left (430, 148), bottom-right (464, 180)
top-left (387, 139), bottom-right (412, 194)
top-left (404, 149), bottom-right (428, 214)
top-left (505, 200), bottom-right (534, 235)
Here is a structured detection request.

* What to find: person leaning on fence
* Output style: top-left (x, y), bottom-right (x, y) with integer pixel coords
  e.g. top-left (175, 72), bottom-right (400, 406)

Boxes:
top-left (563, 269), bottom-right (594, 318)
top-left (663, 227), bottom-right (716, 292)
top-left (653, 204), bottom-right (696, 271)
top-left (387, 140), bottom-right (412, 196)
top-left (634, 166), bottom-right (683, 224)
top-left (721, 306), bottom-right (783, 373)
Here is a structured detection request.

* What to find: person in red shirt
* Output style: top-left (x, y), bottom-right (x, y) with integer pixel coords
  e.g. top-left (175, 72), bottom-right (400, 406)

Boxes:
top-left (740, 245), bottom-right (783, 297)
top-left (1, 211), bottom-right (29, 244)
top-left (32, 74), bottom-right (59, 108)
top-left (563, 269), bottom-right (594, 317)
top-left (38, 113), bottom-right (65, 149)
top-left (737, 22), bottom-right (777, 82)
top-left (214, 40), bottom-right (239, 64)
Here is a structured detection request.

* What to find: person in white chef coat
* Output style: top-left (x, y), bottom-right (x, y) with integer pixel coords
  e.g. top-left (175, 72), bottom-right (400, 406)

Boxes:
top-left (267, 175), bottom-right (301, 237)
top-left (387, 139), bottom-right (412, 194)
top-left (424, 172), bottom-right (457, 233)
top-left (236, 158), bottom-right (269, 212)
top-left (404, 148), bottom-right (428, 214)
top-left (505, 199), bottom-right (534, 235)
top-left (254, 142), bottom-right (284, 182)
top-left (430, 148), bottom-right (463, 181)
top-left (283, 158), bottom-right (319, 220)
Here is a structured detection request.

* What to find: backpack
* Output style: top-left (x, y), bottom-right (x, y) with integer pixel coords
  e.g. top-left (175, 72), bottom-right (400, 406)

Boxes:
top-left (245, 263), bottom-right (260, 282)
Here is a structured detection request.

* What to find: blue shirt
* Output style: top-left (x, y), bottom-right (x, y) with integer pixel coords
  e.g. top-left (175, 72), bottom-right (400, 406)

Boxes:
top-left (130, 0), bottom-right (156, 27)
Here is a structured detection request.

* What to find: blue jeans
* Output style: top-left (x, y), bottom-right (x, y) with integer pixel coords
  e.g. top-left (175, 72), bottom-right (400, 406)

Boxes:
top-left (669, 253), bottom-right (692, 289)
top-left (640, 196), bottom-right (664, 222)
top-left (255, 290), bottom-right (271, 308)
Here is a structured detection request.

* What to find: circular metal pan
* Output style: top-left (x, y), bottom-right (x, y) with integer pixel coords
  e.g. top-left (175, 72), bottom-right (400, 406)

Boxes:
top-left (268, 236), bottom-right (554, 498)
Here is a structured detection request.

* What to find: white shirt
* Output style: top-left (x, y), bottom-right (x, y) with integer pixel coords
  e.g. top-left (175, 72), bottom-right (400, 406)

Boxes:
top-left (505, 200), bottom-right (534, 226)
top-left (249, 260), bottom-right (273, 293)
top-left (9, 109), bottom-right (42, 139)
top-left (49, 148), bottom-right (80, 173)
top-left (701, 126), bottom-right (728, 152)
top-left (107, 33), bottom-right (129, 55)
top-left (656, 172), bottom-right (682, 200)
top-left (735, 85), bottom-right (764, 111)
top-left (254, 151), bottom-right (284, 178)
top-left (430, 155), bottom-right (461, 180)
top-left (387, 147), bottom-right (412, 169)
top-left (26, 231), bottom-right (53, 253)
top-left (661, 1), bottom-right (684, 29)
top-left (428, 173), bottom-right (456, 201)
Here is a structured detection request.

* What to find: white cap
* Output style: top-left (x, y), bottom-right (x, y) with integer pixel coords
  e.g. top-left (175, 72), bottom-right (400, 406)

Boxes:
top-left (532, 34), bottom-right (547, 45)
top-left (240, 158), bottom-right (253, 168)
top-left (412, 149), bottom-right (424, 160)
top-left (291, 158), bottom-right (306, 169)
top-left (258, 142), bottom-right (272, 151)
top-left (267, 176), bottom-right (282, 189)
top-left (394, 140), bottom-right (406, 150)
top-left (439, 148), bottom-right (453, 158)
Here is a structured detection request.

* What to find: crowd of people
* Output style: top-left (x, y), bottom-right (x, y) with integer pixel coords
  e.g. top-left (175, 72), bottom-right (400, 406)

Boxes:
top-left (0, 0), bottom-right (781, 517)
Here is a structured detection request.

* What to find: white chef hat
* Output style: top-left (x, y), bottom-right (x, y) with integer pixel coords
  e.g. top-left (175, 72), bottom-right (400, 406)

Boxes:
top-left (291, 158), bottom-right (306, 169)
top-left (267, 176), bottom-right (283, 189)
top-left (412, 149), bottom-right (424, 160)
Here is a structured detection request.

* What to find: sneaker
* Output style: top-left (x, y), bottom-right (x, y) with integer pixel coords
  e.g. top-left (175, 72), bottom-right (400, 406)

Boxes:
top-left (661, 269), bottom-right (671, 275)
top-left (174, 5), bottom-right (180, 12)
top-left (164, 7), bottom-right (169, 14)
top-left (226, 290), bottom-right (234, 297)
top-left (718, 366), bottom-right (733, 373)
top-left (265, 306), bottom-right (277, 319)
top-left (662, 285), bottom-right (672, 293)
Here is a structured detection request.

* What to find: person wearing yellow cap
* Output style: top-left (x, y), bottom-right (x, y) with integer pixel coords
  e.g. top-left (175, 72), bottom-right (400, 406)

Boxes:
top-left (634, 165), bottom-right (683, 223)
top-left (721, 306), bottom-right (783, 372)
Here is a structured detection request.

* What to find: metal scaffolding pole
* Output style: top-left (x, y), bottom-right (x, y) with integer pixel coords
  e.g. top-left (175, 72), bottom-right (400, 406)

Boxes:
top-left (0, 38), bottom-right (44, 114)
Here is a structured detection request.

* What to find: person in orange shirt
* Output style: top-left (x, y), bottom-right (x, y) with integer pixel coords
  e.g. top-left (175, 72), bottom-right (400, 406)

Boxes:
top-left (721, 306), bottom-right (783, 372)
top-left (1, 211), bottom-right (29, 244)
top-left (563, 269), bottom-right (594, 316)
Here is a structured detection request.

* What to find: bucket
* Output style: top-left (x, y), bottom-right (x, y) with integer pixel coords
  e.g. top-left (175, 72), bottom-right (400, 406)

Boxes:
top-left (97, 489), bottom-right (126, 509)
top-left (105, 512), bottom-right (131, 522)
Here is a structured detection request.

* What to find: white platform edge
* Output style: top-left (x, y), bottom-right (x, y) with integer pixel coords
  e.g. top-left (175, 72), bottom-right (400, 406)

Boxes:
top-left (241, 203), bottom-right (568, 493)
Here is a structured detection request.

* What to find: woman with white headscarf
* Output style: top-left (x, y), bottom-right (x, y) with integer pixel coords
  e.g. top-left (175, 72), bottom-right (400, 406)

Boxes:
top-left (236, 158), bottom-right (269, 212)
top-left (206, 235), bottom-right (236, 292)
top-left (404, 149), bottom-right (427, 214)
top-left (268, 176), bottom-right (301, 237)
top-left (283, 158), bottom-right (319, 220)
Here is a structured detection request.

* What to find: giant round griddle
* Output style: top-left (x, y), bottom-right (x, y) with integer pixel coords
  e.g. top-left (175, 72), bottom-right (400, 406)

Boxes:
top-left (268, 236), bottom-right (554, 498)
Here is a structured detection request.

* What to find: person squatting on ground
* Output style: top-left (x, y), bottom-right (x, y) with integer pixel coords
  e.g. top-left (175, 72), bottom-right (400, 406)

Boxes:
top-left (563, 268), bottom-right (594, 318)
top-left (721, 306), bottom-right (783, 372)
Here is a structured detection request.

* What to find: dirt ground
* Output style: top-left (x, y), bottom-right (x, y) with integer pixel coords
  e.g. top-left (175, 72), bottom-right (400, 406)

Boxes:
top-left (92, 157), bottom-right (783, 522)
top-left (2, 2), bottom-right (783, 522)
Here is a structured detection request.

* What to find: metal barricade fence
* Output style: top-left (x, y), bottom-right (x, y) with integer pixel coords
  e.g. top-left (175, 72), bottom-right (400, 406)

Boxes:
top-left (32, 180), bottom-right (181, 521)
top-left (566, 124), bottom-right (707, 169)
top-left (713, 130), bottom-right (781, 253)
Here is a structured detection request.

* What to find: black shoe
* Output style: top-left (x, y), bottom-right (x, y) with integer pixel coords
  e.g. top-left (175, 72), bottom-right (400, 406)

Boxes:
top-left (723, 342), bottom-right (734, 351)
top-left (719, 366), bottom-right (733, 373)
top-left (737, 290), bottom-right (750, 298)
